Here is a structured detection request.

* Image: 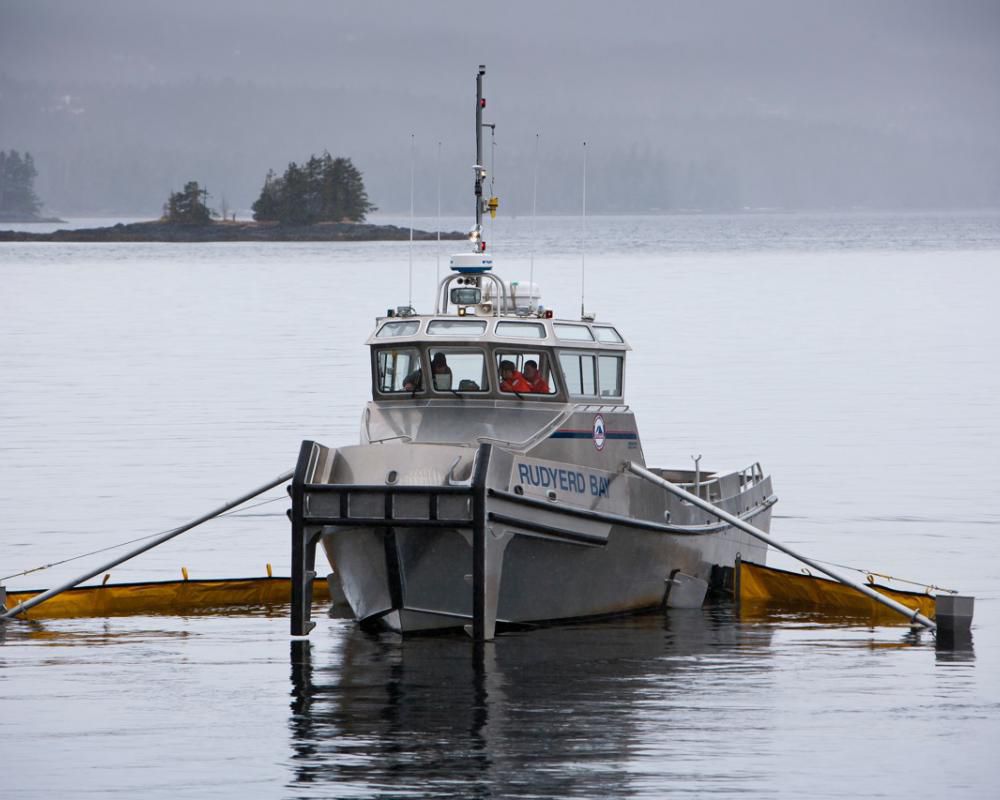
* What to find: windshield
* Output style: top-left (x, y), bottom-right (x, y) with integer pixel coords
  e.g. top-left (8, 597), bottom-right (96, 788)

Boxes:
top-left (373, 344), bottom-right (565, 399)
top-left (428, 349), bottom-right (490, 393)
top-left (495, 350), bottom-right (558, 396)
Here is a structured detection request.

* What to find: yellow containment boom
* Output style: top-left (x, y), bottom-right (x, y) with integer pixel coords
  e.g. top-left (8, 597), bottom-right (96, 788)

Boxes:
top-left (1, 470), bottom-right (294, 622)
top-left (626, 461), bottom-right (938, 630)
top-left (738, 561), bottom-right (936, 623)
top-left (2, 576), bottom-right (331, 621)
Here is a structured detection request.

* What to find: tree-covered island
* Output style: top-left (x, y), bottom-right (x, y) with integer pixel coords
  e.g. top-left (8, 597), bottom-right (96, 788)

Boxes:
top-left (163, 181), bottom-right (214, 225)
top-left (1, 151), bottom-right (462, 242)
top-left (252, 153), bottom-right (375, 224)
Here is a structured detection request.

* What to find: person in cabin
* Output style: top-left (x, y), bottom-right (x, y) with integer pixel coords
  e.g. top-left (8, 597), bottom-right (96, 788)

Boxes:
top-left (403, 352), bottom-right (452, 391)
top-left (499, 359), bottom-right (532, 393)
top-left (522, 359), bottom-right (549, 393)
top-left (430, 352), bottom-right (453, 390)
top-left (402, 365), bottom-right (422, 391)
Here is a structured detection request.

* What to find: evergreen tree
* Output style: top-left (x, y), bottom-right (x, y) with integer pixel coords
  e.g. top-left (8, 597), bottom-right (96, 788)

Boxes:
top-left (303, 154), bottom-right (326, 222)
top-left (251, 169), bottom-right (282, 221)
top-left (336, 157), bottom-right (374, 221)
top-left (0, 150), bottom-right (43, 219)
top-left (251, 153), bottom-right (376, 224)
top-left (278, 162), bottom-right (310, 226)
top-left (164, 181), bottom-right (213, 224)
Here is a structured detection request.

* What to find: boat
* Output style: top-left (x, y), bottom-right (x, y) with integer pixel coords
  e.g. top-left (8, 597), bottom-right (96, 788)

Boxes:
top-left (289, 65), bottom-right (777, 639)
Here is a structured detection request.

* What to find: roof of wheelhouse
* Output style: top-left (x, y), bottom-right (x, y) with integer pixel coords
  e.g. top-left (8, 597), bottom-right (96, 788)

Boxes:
top-left (366, 315), bottom-right (631, 351)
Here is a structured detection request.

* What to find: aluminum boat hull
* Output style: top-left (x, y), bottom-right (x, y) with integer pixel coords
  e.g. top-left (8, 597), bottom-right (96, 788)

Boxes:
top-left (291, 411), bottom-right (773, 637)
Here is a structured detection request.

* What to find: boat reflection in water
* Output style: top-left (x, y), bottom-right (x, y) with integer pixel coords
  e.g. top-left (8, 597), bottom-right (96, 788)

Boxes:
top-left (287, 610), bottom-right (776, 797)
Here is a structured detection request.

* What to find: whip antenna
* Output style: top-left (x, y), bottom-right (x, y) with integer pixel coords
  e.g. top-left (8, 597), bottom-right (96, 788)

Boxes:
top-left (581, 140), bottom-right (587, 319)
top-left (408, 133), bottom-right (415, 308)
top-left (436, 140), bottom-right (442, 291)
top-left (530, 132), bottom-right (539, 299)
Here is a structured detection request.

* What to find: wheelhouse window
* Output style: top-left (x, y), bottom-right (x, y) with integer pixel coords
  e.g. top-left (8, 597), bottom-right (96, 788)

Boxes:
top-left (553, 323), bottom-right (595, 341)
top-left (428, 349), bottom-right (489, 393)
top-left (495, 321), bottom-right (546, 339)
top-left (376, 347), bottom-right (423, 393)
top-left (495, 351), bottom-right (558, 395)
top-left (376, 320), bottom-right (420, 338)
top-left (598, 355), bottom-right (623, 397)
top-left (593, 326), bottom-right (624, 343)
top-left (558, 352), bottom-right (597, 397)
top-left (427, 319), bottom-right (487, 336)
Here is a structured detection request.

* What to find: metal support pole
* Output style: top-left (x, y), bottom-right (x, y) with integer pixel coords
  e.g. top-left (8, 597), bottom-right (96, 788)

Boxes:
top-left (1, 469), bottom-right (294, 621)
top-left (625, 461), bottom-right (937, 630)
top-left (290, 440), bottom-right (321, 636)
top-left (471, 443), bottom-right (493, 642)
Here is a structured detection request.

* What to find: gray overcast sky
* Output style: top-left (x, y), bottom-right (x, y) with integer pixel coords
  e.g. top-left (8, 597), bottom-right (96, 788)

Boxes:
top-left (2, 0), bottom-right (998, 213)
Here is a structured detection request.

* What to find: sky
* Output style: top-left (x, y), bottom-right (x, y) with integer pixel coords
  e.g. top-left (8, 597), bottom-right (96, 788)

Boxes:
top-left (1, 0), bottom-right (998, 214)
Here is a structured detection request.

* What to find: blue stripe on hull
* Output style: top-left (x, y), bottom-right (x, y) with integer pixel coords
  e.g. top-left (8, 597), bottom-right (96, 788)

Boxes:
top-left (549, 431), bottom-right (637, 440)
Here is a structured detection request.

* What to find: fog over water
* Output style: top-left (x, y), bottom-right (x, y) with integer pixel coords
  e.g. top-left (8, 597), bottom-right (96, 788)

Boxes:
top-left (1, 0), bottom-right (998, 215)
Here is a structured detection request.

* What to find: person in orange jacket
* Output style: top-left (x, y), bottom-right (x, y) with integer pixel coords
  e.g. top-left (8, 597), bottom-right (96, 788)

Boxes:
top-left (522, 359), bottom-right (550, 393)
top-left (499, 360), bottom-right (532, 393)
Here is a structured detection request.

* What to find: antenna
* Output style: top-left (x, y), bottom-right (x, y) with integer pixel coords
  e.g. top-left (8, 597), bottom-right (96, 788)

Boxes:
top-left (436, 140), bottom-right (442, 290)
top-left (530, 132), bottom-right (538, 300)
top-left (581, 140), bottom-right (587, 320)
top-left (408, 133), bottom-right (415, 308)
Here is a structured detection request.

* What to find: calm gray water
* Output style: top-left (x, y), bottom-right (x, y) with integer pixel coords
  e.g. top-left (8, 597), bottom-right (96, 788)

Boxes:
top-left (2, 212), bottom-right (999, 798)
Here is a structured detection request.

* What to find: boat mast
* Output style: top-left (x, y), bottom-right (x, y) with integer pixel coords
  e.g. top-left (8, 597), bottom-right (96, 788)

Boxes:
top-left (473, 64), bottom-right (486, 249)
top-left (437, 64), bottom-right (508, 314)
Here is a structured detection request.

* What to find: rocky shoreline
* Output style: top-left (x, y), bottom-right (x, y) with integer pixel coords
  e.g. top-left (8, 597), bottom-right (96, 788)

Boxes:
top-left (0, 219), bottom-right (466, 243)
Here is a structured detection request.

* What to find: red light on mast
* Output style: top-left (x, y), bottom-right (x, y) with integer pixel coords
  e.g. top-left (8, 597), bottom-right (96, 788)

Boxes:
top-left (480, 241), bottom-right (487, 252)
top-left (480, 98), bottom-right (486, 108)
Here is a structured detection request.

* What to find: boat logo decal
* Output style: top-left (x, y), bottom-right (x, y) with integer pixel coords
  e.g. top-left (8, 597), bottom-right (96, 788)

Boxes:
top-left (593, 414), bottom-right (606, 450)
